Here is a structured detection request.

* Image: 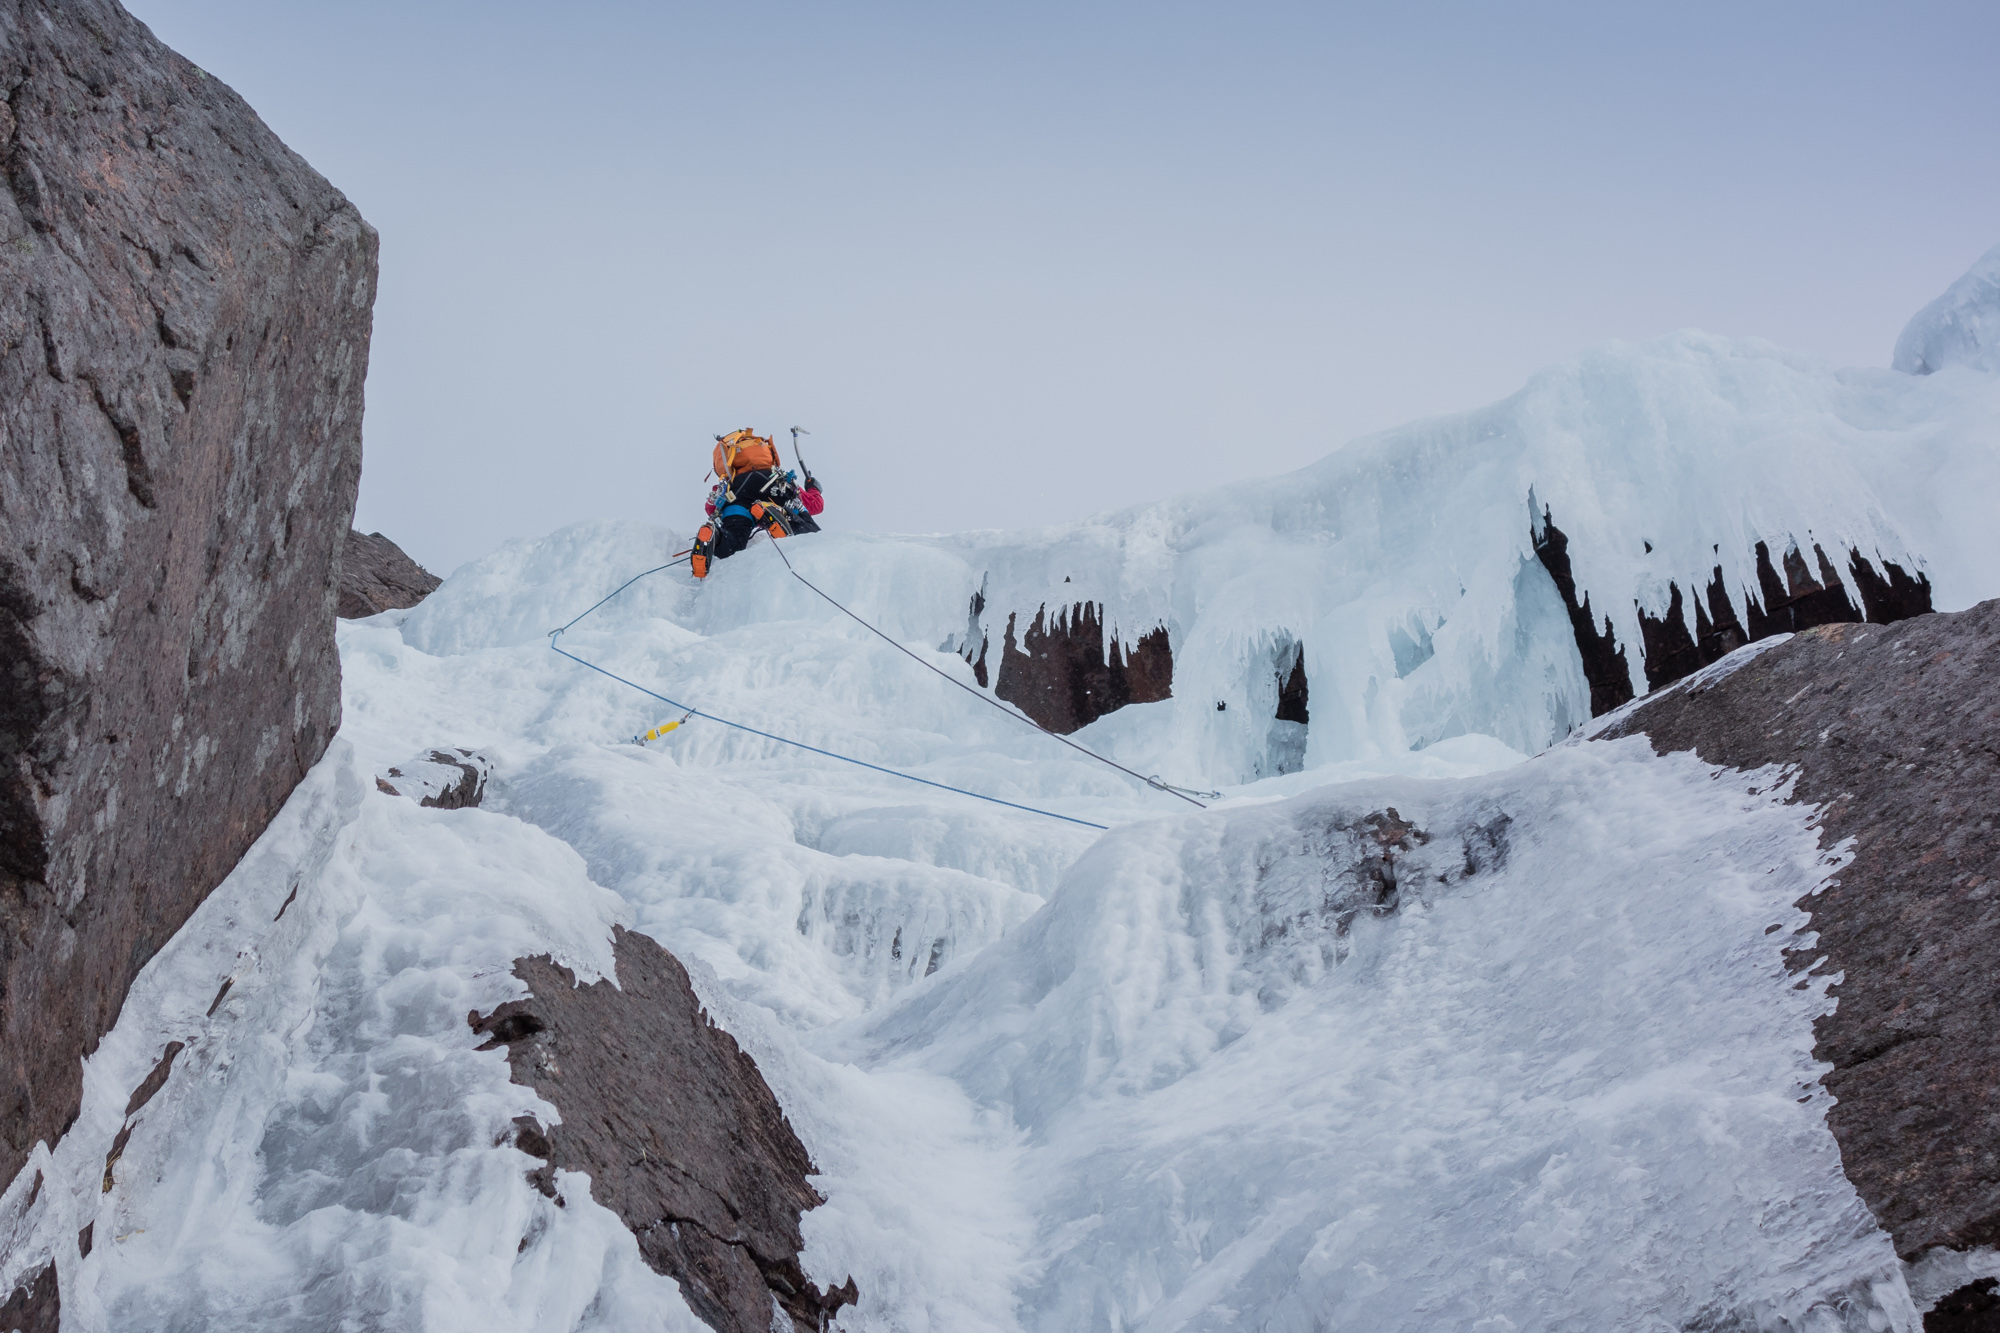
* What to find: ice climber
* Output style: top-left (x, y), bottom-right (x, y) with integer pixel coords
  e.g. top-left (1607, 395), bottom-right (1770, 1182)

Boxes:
top-left (690, 427), bottom-right (824, 579)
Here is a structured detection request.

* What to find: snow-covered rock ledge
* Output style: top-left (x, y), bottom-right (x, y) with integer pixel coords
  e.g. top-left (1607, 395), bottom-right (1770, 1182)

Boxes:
top-left (1600, 598), bottom-right (2000, 1320)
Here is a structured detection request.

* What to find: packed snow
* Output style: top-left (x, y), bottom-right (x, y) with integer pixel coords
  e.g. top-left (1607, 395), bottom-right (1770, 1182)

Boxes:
top-left (9, 250), bottom-right (2000, 1331)
top-left (1894, 241), bottom-right (2000, 377)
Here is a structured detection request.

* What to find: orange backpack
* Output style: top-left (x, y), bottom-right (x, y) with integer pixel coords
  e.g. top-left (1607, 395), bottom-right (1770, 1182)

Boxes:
top-left (712, 428), bottom-right (780, 479)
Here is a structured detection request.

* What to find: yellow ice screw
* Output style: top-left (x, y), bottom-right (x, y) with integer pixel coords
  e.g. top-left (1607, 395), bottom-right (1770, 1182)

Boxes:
top-left (636, 711), bottom-right (694, 745)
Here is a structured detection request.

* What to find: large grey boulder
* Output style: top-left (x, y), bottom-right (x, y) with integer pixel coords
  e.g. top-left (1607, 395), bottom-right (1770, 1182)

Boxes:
top-left (0, 0), bottom-right (375, 1216)
top-left (339, 528), bottom-right (440, 618)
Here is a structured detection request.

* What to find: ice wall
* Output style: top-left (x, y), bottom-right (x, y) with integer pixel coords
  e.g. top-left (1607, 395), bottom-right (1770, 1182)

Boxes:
top-left (946, 327), bottom-right (2000, 783)
top-left (386, 247), bottom-right (2000, 793)
top-left (396, 321), bottom-right (2000, 795)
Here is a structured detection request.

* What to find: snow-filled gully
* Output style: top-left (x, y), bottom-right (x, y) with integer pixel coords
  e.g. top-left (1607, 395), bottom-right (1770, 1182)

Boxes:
top-left (13, 250), bottom-right (2000, 1330)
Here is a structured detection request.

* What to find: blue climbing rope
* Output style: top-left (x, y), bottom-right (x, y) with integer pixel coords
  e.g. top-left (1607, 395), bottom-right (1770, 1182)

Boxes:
top-left (546, 559), bottom-right (1110, 831)
top-left (765, 539), bottom-right (1212, 807)
top-left (552, 556), bottom-right (690, 636)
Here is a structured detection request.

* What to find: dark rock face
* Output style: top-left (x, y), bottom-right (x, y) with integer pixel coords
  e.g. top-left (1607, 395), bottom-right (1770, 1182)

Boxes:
top-left (470, 927), bottom-right (857, 1333)
top-left (992, 600), bottom-right (1173, 734)
top-left (1600, 601), bottom-right (2000, 1259)
top-left (1531, 513), bottom-right (1636, 716)
top-left (1275, 644), bottom-right (1309, 725)
top-left (1535, 510), bottom-right (1934, 716)
top-left (0, 0), bottom-right (375, 1192)
top-left (0, 1257), bottom-right (58, 1333)
top-left (122, 1039), bottom-right (183, 1118)
top-left (339, 529), bottom-right (440, 619)
top-left (1928, 1278), bottom-right (2000, 1333)
top-left (1633, 568), bottom-right (1750, 693)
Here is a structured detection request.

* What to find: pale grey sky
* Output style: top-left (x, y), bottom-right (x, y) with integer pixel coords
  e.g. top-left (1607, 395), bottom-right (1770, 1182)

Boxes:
top-left (131, 0), bottom-right (2000, 574)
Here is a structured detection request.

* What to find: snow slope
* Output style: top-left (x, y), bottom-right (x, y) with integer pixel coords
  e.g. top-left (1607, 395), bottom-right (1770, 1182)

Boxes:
top-left (1895, 241), bottom-right (2000, 377)
top-left (861, 743), bottom-right (1907, 1331)
top-left (9, 250), bottom-right (2000, 1331)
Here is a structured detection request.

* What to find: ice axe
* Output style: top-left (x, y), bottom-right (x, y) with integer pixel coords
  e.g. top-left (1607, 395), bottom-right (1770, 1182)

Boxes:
top-left (789, 426), bottom-right (814, 483)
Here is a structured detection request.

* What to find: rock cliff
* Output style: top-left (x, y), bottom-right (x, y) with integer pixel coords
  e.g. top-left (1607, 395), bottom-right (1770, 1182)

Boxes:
top-left (338, 528), bottom-right (439, 618)
top-left (0, 0), bottom-right (374, 1231)
top-left (988, 600), bottom-right (1173, 734)
top-left (1537, 510), bottom-right (1932, 715)
top-left (472, 927), bottom-right (858, 1333)
top-left (1600, 600), bottom-right (2000, 1318)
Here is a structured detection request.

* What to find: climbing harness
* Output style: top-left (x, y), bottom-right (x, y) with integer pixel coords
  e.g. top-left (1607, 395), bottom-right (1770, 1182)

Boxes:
top-left (547, 561), bottom-right (1111, 831)
top-left (761, 540), bottom-right (1210, 809)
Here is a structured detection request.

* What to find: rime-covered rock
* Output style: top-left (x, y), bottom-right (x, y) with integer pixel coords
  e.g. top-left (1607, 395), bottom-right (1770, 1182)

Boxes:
top-left (0, 0), bottom-right (375, 1199)
top-left (375, 747), bottom-right (490, 810)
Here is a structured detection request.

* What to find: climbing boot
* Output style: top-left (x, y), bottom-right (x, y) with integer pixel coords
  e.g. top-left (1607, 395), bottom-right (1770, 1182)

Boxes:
top-left (749, 501), bottom-right (791, 540)
top-left (691, 524), bottom-right (714, 580)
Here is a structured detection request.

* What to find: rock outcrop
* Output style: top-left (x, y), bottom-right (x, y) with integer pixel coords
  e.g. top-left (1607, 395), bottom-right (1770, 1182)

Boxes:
top-left (0, 0), bottom-right (375, 1221)
top-left (1925, 1278), bottom-right (2000, 1333)
top-left (339, 528), bottom-right (440, 618)
top-left (375, 747), bottom-right (490, 810)
top-left (1600, 601), bottom-right (2000, 1315)
top-left (471, 927), bottom-right (857, 1333)
top-left (1535, 511), bottom-right (1933, 715)
top-left (989, 600), bottom-right (1173, 734)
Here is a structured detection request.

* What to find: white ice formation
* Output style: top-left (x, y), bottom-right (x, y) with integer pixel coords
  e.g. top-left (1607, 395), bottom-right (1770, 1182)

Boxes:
top-left (1894, 241), bottom-right (2000, 377)
top-left (7, 247), bottom-right (2000, 1331)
